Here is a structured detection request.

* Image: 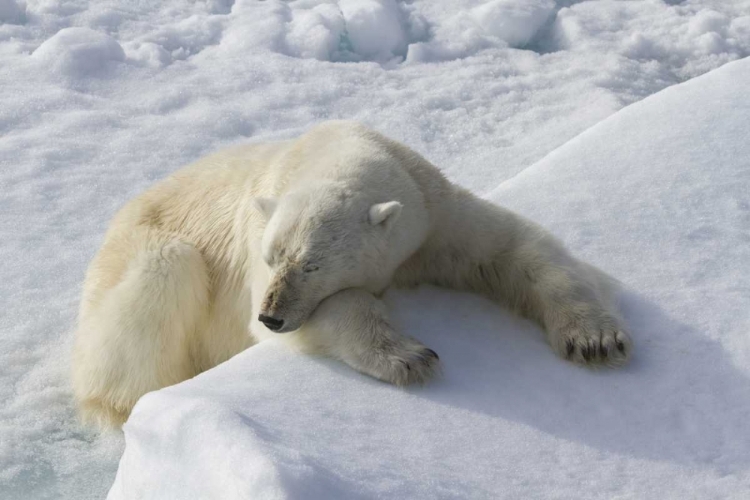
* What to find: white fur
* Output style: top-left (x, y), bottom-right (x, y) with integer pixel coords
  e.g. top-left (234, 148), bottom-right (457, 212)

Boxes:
top-left (72, 121), bottom-right (632, 429)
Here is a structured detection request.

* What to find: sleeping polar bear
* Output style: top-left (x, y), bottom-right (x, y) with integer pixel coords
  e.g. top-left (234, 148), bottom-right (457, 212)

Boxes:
top-left (72, 121), bottom-right (632, 428)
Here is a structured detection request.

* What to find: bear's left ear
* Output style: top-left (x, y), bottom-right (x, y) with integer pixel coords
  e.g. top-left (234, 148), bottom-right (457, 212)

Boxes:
top-left (369, 201), bottom-right (402, 230)
top-left (254, 197), bottom-right (278, 220)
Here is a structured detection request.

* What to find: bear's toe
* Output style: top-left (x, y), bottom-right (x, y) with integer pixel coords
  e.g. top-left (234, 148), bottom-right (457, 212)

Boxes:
top-left (554, 320), bottom-right (632, 368)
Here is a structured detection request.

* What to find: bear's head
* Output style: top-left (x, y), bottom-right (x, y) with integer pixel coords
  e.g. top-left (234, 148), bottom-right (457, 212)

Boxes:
top-left (254, 182), bottom-right (403, 333)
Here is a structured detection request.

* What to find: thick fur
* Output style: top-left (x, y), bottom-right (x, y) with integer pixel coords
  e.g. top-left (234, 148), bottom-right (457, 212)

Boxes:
top-left (72, 121), bottom-right (632, 429)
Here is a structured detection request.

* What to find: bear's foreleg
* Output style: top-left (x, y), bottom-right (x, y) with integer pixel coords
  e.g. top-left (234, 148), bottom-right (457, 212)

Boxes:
top-left (395, 188), bottom-right (632, 366)
top-left (294, 289), bottom-right (440, 385)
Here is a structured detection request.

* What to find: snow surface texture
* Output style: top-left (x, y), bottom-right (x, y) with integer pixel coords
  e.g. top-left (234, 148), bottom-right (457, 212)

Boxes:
top-left (108, 57), bottom-right (750, 500)
top-left (1, 1), bottom-right (749, 499)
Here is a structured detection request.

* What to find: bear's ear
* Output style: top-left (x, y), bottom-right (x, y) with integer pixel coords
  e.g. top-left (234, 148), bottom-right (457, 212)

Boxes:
top-left (368, 201), bottom-right (402, 230)
top-left (254, 197), bottom-right (278, 220)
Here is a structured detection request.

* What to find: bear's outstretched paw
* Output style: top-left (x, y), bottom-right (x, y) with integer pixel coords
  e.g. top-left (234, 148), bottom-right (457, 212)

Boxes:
top-left (550, 314), bottom-right (632, 367)
top-left (358, 336), bottom-right (440, 386)
top-left (385, 342), bottom-right (440, 386)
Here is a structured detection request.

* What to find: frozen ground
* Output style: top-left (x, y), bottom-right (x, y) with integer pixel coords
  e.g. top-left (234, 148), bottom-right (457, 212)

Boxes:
top-left (0, 1), bottom-right (749, 498)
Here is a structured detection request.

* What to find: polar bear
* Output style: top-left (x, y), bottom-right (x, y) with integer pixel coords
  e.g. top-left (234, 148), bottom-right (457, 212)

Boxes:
top-left (72, 121), bottom-right (632, 428)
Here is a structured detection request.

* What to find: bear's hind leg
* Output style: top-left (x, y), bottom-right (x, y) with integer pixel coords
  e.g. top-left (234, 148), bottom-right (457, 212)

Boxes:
top-left (292, 289), bottom-right (440, 386)
top-left (72, 239), bottom-right (210, 429)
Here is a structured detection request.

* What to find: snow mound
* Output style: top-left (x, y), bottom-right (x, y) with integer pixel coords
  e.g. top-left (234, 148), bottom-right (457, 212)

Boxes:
top-left (284, 3), bottom-right (349, 61)
top-left (124, 15), bottom-right (226, 67)
top-left (227, 0), bottom-right (554, 64)
top-left (108, 58), bottom-right (750, 499)
top-left (32, 28), bottom-right (125, 77)
top-left (283, 0), bottom-right (425, 63)
top-left (0, 0), bottom-right (25, 24)
top-left (337, 0), bottom-right (411, 61)
top-left (405, 0), bottom-right (750, 67)
top-left (470, 0), bottom-right (555, 48)
top-left (551, 1), bottom-right (750, 79)
top-left (406, 0), bottom-right (555, 62)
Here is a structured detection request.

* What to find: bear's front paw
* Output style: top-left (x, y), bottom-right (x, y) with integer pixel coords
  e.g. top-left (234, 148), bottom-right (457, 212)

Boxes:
top-left (549, 313), bottom-right (632, 367)
top-left (384, 342), bottom-right (440, 386)
top-left (358, 336), bottom-right (440, 387)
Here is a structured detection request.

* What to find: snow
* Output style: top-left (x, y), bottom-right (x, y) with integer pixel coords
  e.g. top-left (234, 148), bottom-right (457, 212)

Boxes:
top-left (107, 56), bottom-right (750, 500)
top-left (32, 27), bottom-right (125, 76)
top-left (0, 0), bottom-right (749, 498)
top-left (470, 0), bottom-right (556, 48)
top-left (337, 0), bottom-right (409, 61)
top-left (0, 0), bottom-right (25, 24)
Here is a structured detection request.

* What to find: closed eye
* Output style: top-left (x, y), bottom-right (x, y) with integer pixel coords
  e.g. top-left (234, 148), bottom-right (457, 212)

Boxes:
top-left (303, 264), bottom-right (319, 273)
top-left (262, 253), bottom-right (274, 267)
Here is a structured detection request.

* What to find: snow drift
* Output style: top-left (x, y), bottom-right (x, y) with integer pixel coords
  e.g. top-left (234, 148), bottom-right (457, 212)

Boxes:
top-left (108, 57), bottom-right (750, 500)
top-left (32, 28), bottom-right (125, 77)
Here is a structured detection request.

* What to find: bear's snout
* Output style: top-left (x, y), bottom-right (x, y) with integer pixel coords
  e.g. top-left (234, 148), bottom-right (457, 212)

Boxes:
top-left (260, 271), bottom-right (304, 332)
top-left (258, 314), bottom-right (284, 332)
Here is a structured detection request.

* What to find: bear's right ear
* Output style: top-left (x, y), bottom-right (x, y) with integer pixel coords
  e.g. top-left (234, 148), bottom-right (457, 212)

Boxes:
top-left (253, 197), bottom-right (278, 220)
top-left (368, 201), bottom-right (402, 231)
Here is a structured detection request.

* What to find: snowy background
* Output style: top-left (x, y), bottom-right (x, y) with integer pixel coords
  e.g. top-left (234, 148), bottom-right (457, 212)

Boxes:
top-left (1, 0), bottom-right (749, 498)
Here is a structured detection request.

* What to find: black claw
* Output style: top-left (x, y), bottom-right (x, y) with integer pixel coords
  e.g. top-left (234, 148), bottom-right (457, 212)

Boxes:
top-left (566, 340), bottom-right (575, 357)
top-left (616, 341), bottom-right (626, 352)
top-left (582, 346), bottom-right (592, 361)
top-left (599, 345), bottom-right (609, 358)
top-left (405, 363), bottom-right (411, 372)
top-left (425, 348), bottom-right (439, 360)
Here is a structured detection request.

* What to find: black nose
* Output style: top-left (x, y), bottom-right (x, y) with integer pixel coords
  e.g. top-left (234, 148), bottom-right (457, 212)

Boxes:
top-left (258, 314), bottom-right (284, 331)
